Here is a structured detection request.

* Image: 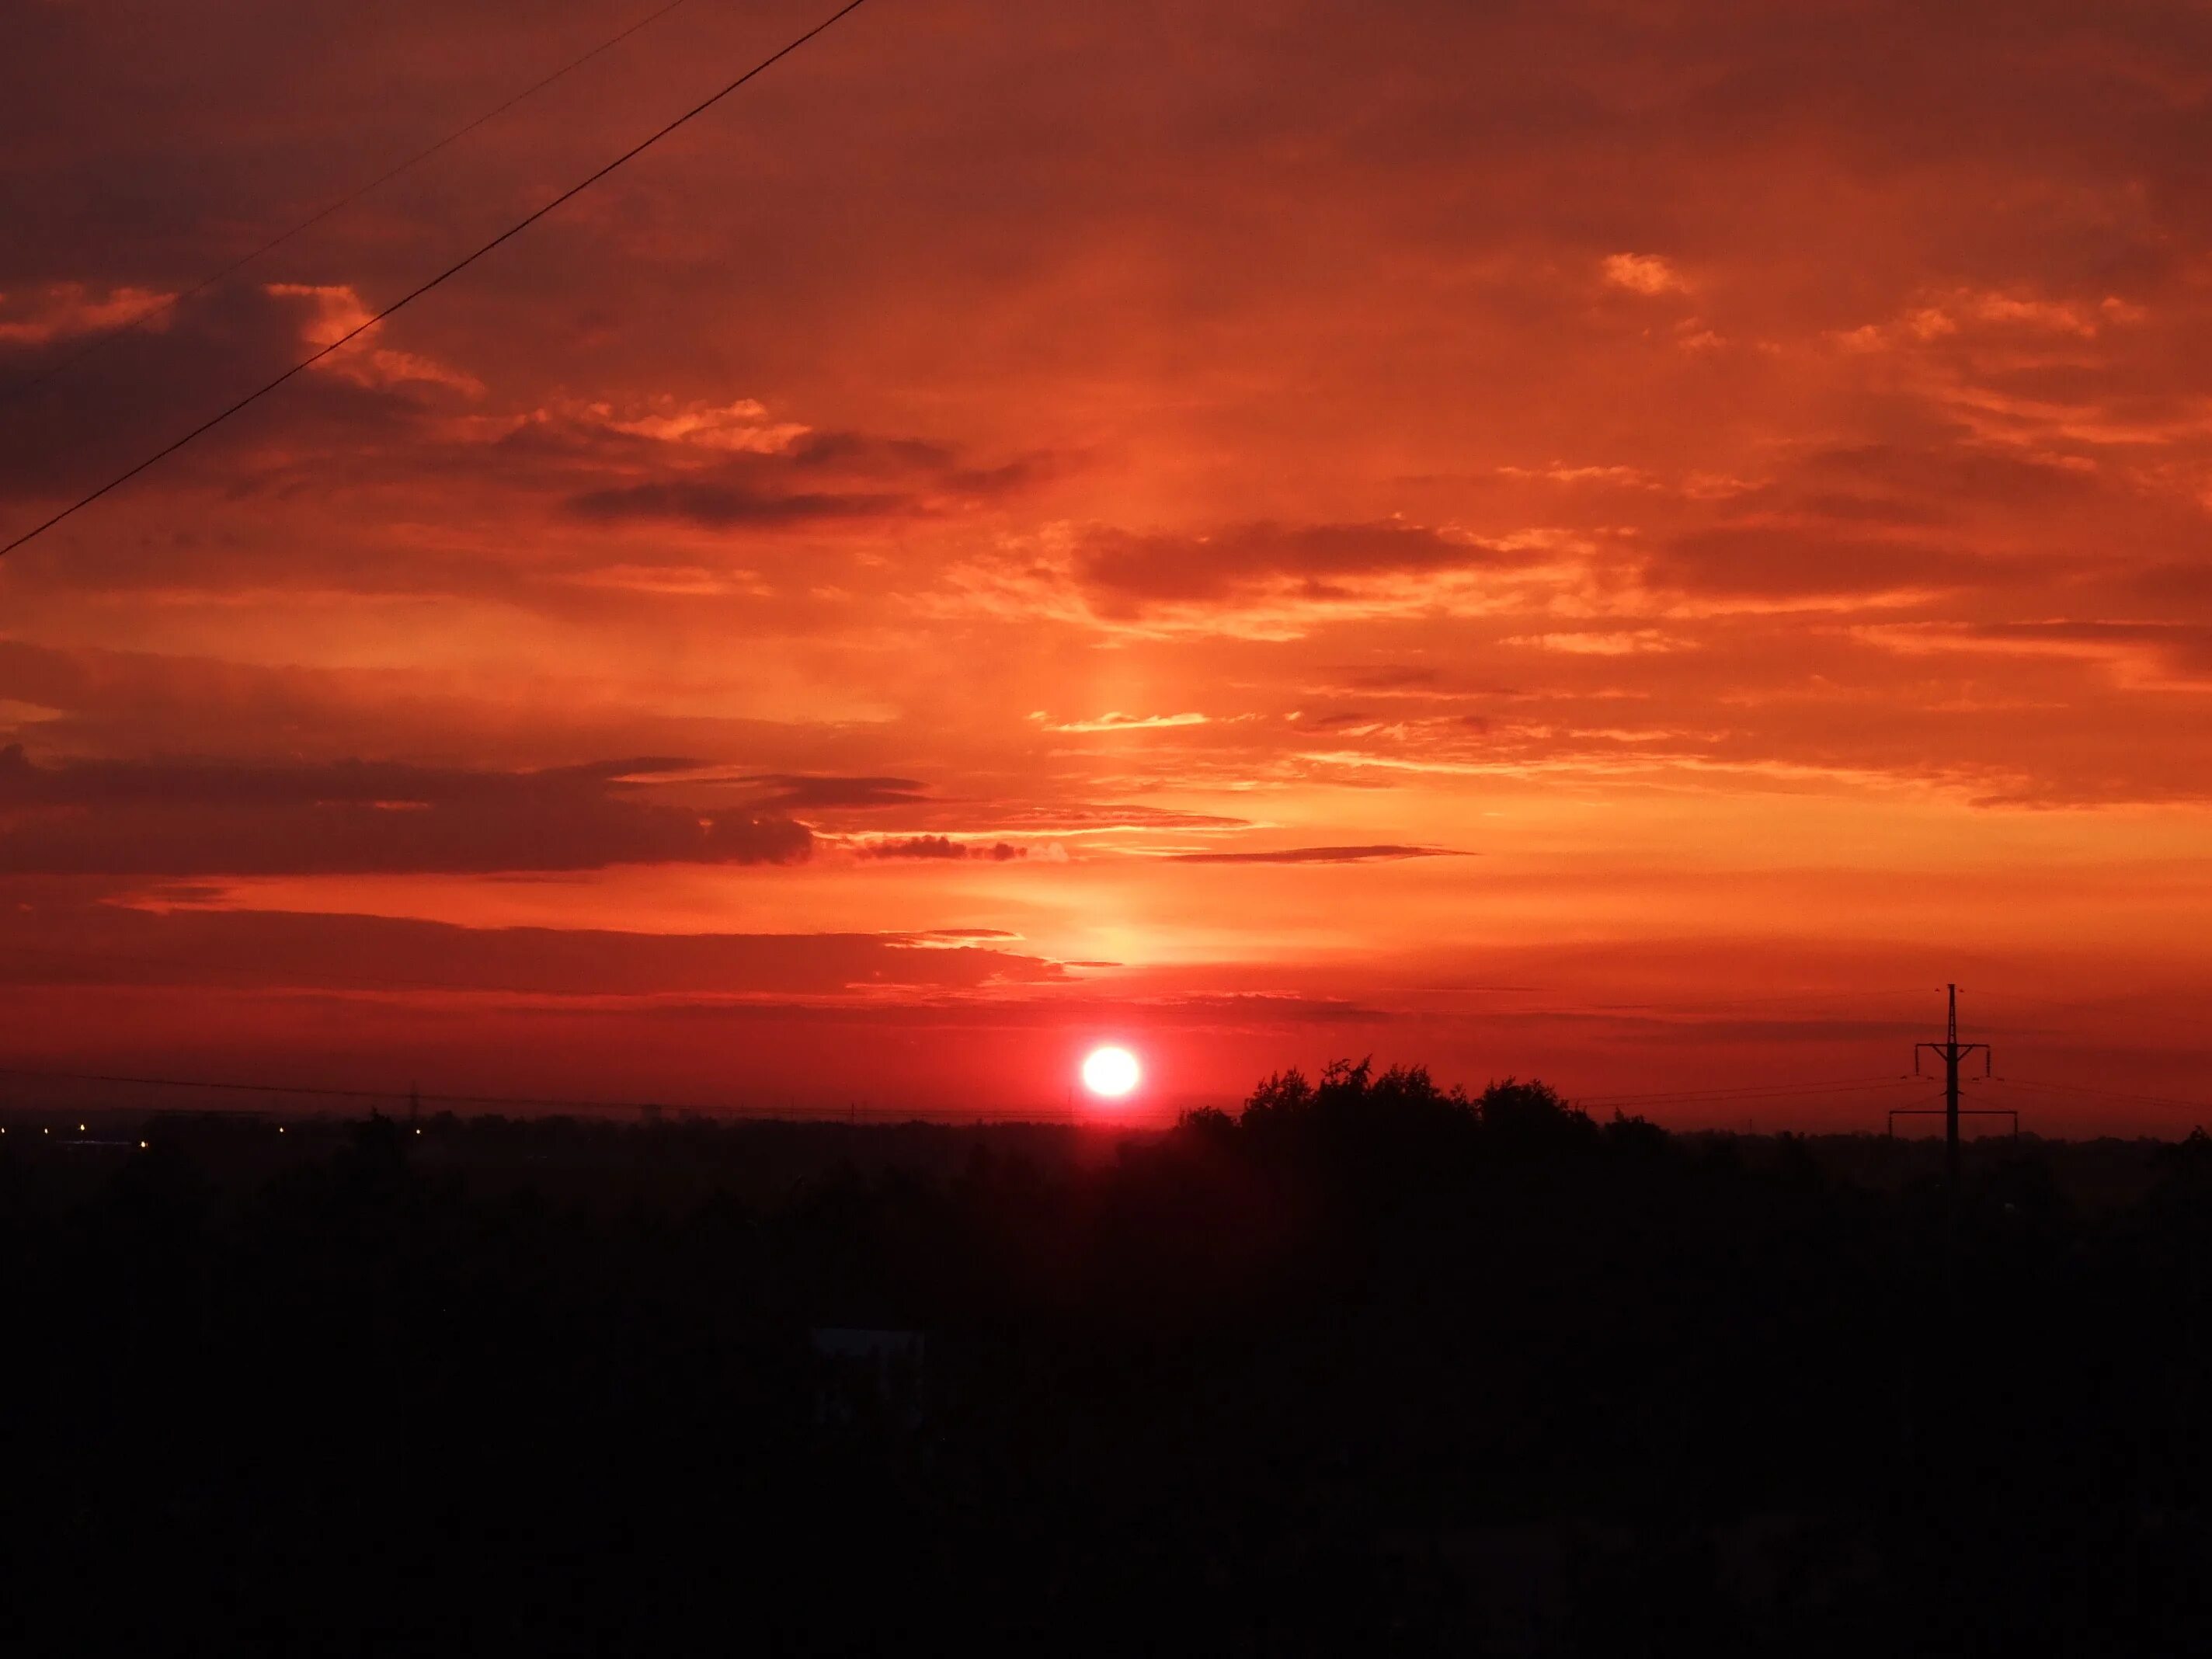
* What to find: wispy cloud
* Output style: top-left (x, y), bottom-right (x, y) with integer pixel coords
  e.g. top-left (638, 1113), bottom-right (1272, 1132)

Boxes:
top-left (1602, 253), bottom-right (1686, 295)
top-left (1166, 844), bottom-right (1463, 865)
top-left (1040, 711), bottom-right (1210, 732)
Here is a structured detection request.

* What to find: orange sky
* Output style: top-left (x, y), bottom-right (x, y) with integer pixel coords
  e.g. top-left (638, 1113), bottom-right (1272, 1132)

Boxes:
top-left (3, 0), bottom-right (2210, 1129)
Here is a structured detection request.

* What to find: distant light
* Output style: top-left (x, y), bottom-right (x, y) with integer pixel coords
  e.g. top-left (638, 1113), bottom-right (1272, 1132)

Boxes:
top-left (278, 1126), bottom-right (285, 1134)
top-left (1082, 1045), bottom-right (1142, 1099)
top-left (415, 1128), bottom-right (423, 1136)
top-left (78, 1123), bottom-right (85, 1132)
top-left (139, 1140), bottom-right (148, 1149)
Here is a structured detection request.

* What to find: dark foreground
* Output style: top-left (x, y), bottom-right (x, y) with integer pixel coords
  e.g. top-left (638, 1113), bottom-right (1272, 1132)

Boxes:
top-left (5, 1066), bottom-right (2212, 1654)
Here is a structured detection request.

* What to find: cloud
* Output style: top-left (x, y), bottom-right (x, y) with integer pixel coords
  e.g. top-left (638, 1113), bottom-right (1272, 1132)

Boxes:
top-left (1074, 520), bottom-right (1515, 611)
top-left (1332, 665), bottom-right (1442, 691)
top-left (0, 746), bottom-right (812, 875)
top-left (1865, 620), bottom-right (2212, 686)
top-left (1504, 630), bottom-right (1692, 655)
top-left (955, 803), bottom-right (1253, 833)
top-left (1602, 253), bottom-right (1686, 295)
top-left (1042, 711), bottom-right (1209, 732)
top-left (566, 480), bottom-right (907, 527)
top-left (0, 282), bottom-right (454, 506)
top-left (1840, 288), bottom-right (2130, 354)
top-left (0, 746), bottom-right (687, 809)
top-left (860, 835), bottom-right (1026, 861)
top-left (586, 398), bottom-right (808, 453)
top-left (1652, 526), bottom-right (1982, 599)
top-left (0, 638), bottom-right (856, 770)
top-left (267, 283), bottom-right (484, 395)
top-left (563, 428), bottom-right (1049, 531)
top-left (1797, 443), bottom-right (2102, 510)
top-left (739, 774), bottom-right (934, 810)
top-left (0, 898), bottom-right (1063, 996)
top-left (1167, 844), bottom-right (1462, 864)
top-left (0, 282), bottom-right (172, 346)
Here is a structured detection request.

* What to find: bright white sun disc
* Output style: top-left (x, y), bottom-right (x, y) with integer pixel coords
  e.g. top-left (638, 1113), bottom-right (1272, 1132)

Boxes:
top-left (1081, 1045), bottom-right (1141, 1097)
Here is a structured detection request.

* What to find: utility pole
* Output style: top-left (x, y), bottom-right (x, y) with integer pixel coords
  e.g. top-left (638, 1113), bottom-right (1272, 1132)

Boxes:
top-left (1915, 984), bottom-right (1991, 1193)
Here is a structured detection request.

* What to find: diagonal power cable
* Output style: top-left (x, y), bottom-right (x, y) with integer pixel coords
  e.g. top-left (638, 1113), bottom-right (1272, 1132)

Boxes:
top-left (0, 0), bottom-right (875, 562)
top-left (0, 0), bottom-right (698, 409)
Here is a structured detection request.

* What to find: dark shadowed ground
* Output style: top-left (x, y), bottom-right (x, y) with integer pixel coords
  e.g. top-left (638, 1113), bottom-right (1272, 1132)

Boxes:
top-left (5, 1066), bottom-right (2210, 1654)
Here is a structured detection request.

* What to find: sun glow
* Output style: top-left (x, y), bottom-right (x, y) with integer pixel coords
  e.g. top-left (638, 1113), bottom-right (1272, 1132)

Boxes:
top-left (1081, 1045), bottom-right (1141, 1098)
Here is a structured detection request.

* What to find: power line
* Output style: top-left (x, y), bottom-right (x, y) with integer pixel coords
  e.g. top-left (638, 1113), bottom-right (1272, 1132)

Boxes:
top-left (1581, 1074), bottom-right (1910, 1103)
top-left (1576, 1074), bottom-right (1914, 1107)
top-left (1984, 1075), bottom-right (2212, 1118)
top-left (0, 0), bottom-right (876, 562)
top-left (0, 0), bottom-right (698, 409)
top-left (1955, 986), bottom-right (2141, 1015)
top-left (1587, 1083), bottom-right (1926, 1115)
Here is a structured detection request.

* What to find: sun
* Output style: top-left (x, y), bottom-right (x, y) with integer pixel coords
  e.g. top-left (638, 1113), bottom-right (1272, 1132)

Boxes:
top-left (1081, 1045), bottom-right (1142, 1099)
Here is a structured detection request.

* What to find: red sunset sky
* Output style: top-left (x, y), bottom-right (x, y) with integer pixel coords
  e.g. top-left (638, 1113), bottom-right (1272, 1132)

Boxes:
top-left (2, 0), bottom-right (2209, 1129)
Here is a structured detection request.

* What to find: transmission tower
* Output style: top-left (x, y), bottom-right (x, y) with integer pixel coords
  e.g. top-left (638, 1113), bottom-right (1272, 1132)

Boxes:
top-left (1915, 984), bottom-right (1991, 1191)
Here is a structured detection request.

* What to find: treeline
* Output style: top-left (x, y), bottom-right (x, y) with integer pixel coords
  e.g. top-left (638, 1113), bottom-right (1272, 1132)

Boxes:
top-left (5, 1063), bottom-right (2212, 1653)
